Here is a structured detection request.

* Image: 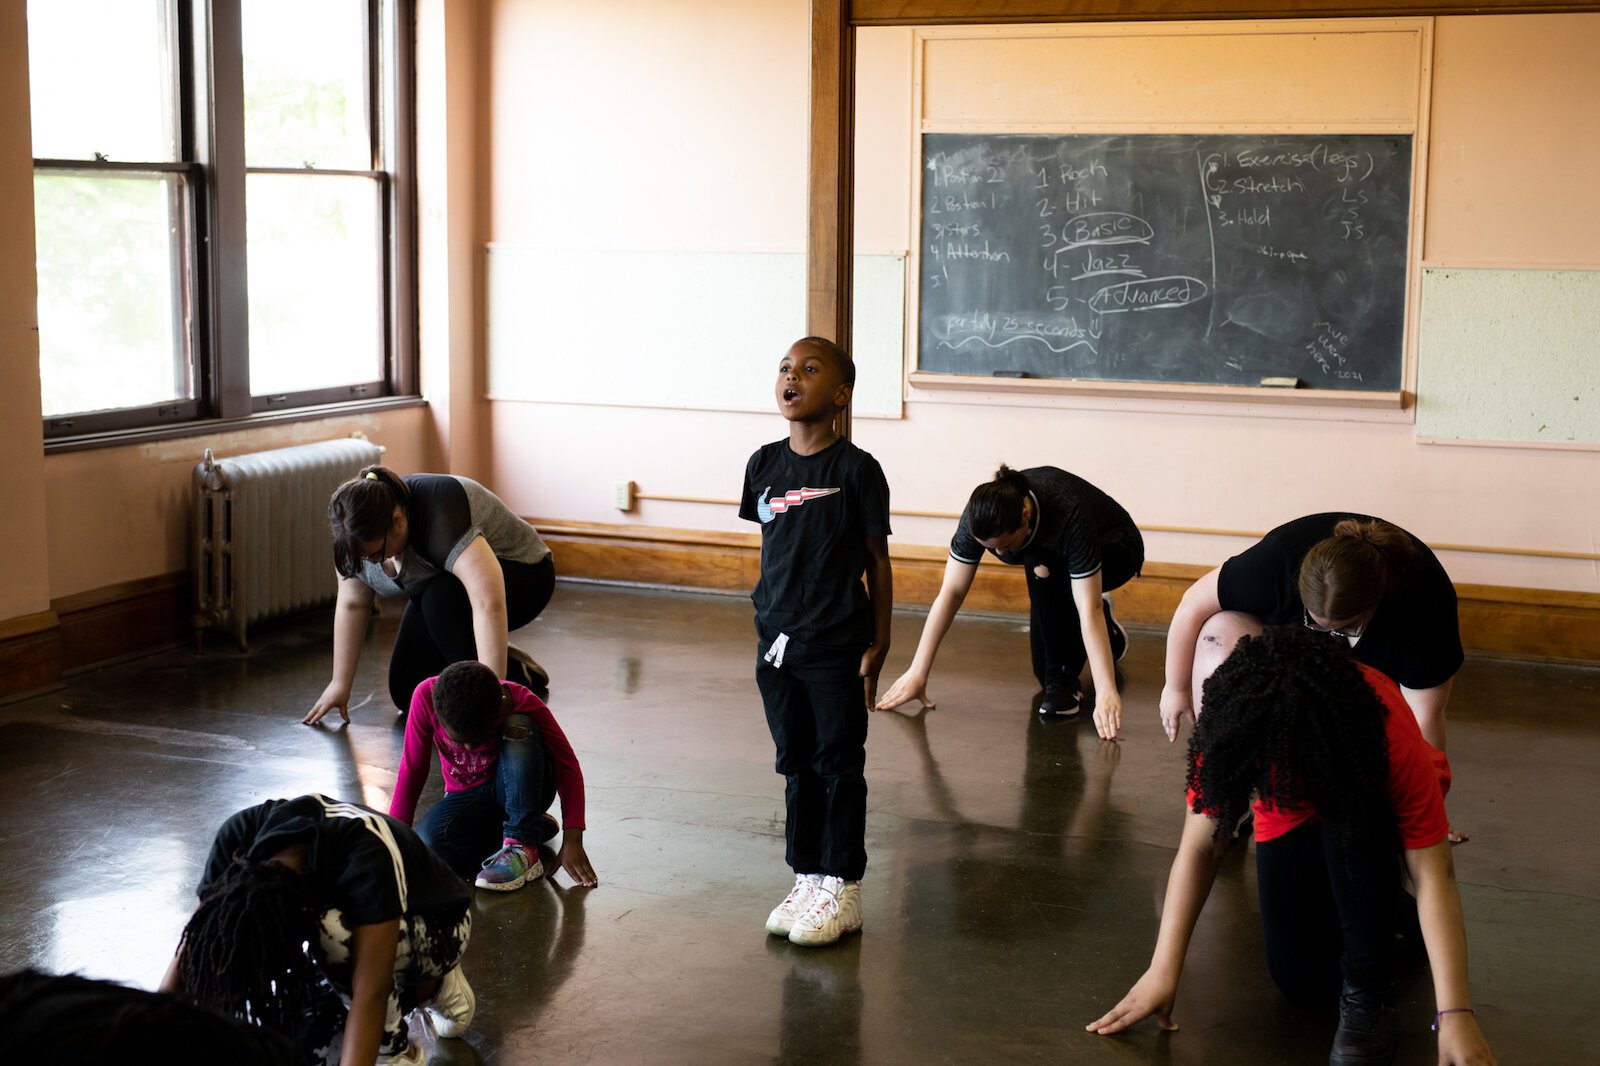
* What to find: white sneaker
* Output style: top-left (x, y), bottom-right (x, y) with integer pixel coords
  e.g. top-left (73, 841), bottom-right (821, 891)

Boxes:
top-left (423, 964), bottom-right (475, 1039)
top-left (788, 875), bottom-right (862, 947)
top-left (766, 873), bottom-right (822, 936)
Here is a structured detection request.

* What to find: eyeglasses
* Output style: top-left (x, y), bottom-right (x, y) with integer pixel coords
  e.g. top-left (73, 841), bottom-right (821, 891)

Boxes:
top-left (1303, 609), bottom-right (1365, 641)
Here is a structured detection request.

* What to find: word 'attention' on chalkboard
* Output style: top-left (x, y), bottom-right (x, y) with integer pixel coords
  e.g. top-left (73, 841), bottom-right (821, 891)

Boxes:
top-left (919, 133), bottom-right (1413, 391)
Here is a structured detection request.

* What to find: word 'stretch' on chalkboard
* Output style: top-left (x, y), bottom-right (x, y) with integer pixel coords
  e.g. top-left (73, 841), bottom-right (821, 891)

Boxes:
top-left (919, 134), bottom-right (1413, 392)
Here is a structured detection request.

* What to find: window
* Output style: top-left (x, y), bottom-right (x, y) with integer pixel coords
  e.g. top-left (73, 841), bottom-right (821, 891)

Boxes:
top-left (29, 0), bottom-right (415, 442)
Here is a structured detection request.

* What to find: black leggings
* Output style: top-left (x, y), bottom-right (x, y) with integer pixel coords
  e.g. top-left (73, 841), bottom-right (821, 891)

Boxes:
top-left (1255, 819), bottom-right (1400, 1003)
top-left (387, 554), bottom-right (555, 710)
top-left (1024, 529), bottom-right (1144, 686)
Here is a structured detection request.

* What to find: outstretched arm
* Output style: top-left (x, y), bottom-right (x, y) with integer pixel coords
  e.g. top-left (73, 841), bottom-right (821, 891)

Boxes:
top-left (1087, 808), bottom-right (1228, 1035)
top-left (452, 536), bottom-right (510, 678)
top-left (1404, 841), bottom-right (1497, 1065)
top-left (305, 577), bottom-right (377, 725)
top-left (859, 535), bottom-right (893, 710)
top-left (1400, 680), bottom-right (1453, 753)
top-left (876, 557), bottom-right (978, 711)
top-left (343, 918), bottom-right (403, 1066)
top-left (1071, 570), bottom-right (1121, 739)
top-left (1159, 568), bottom-right (1222, 742)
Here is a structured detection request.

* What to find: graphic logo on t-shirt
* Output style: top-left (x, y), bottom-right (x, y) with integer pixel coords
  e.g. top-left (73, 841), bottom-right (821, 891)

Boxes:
top-left (756, 485), bottom-right (840, 524)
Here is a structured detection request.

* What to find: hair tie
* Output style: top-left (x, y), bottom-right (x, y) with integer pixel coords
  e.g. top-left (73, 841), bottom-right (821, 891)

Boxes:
top-left (365, 471), bottom-right (378, 481)
top-left (1432, 1007), bottom-right (1475, 1031)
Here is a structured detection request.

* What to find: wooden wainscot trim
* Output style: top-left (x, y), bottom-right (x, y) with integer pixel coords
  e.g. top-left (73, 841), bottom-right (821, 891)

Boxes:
top-left (0, 610), bottom-right (64, 701)
top-left (534, 519), bottom-right (1600, 664)
top-left (51, 572), bottom-right (192, 672)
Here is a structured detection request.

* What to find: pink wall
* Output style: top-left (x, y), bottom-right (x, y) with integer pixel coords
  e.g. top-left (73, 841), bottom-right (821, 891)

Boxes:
top-left (480, 7), bottom-right (1600, 596)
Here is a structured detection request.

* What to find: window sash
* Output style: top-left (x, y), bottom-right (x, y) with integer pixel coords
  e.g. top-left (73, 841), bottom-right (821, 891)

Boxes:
top-left (34, 0), bottom-right (415, 444)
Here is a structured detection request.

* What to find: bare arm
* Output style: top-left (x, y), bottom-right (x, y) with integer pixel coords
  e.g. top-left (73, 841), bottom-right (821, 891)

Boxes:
top-left (1087, 808), bottom-right (1228, 1034)
top-left (1404, 841), bottom-right (1497, 1065)
top-left (876, 557), bottom-right (978, 711)
top-left (1071, 570), bottom-right (1120, 739)
top-left (342, 918), bottom-right (403, 1066)
top-left (859, 535), bottom-right (894, 710)
top-left (1160, 567), bottom-right (1223, 742)
top-left (304, 577), bottom-right (377, 725)
top-left (451, 536), bottom-right (510, 678)
top-left (1400, 679), bottom-right (1453, 752)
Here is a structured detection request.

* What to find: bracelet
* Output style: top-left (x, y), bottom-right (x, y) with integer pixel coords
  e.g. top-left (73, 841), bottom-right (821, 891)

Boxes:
top-left (1432, 1007), bottom-right (1476, 1032)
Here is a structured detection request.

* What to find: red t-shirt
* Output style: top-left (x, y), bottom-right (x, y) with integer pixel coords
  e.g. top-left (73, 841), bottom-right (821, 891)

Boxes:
top-left (1187, 662), bottom-right (1450, 849)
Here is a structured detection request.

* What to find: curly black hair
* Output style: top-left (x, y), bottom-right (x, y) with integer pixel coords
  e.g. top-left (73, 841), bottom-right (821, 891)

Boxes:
top-left (1187, 625), bottom-right (1393, 852)
top-left (434, 660), bottom-right (505, 745)
top-left (175, 856), bottom-right (320, 1041)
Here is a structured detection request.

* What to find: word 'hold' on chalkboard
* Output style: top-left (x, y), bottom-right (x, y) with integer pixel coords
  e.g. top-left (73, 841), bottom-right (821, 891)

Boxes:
top-left (919, 133), bottom-right (1413, 391)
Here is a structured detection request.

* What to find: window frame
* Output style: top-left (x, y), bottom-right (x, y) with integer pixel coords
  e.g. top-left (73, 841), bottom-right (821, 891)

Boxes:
top-left (34, 0), bottom-right (418, 449)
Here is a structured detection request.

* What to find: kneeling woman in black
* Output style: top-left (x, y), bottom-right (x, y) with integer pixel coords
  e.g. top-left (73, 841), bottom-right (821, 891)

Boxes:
top-left (304, 467), bottom-right (555, 724)
top-left (1088, 628), bottom-right (1495, 1066)
top-left (877, 464), bottom-right (1143, 737)
top-left (1160, 514), bottom-right (1461, 753)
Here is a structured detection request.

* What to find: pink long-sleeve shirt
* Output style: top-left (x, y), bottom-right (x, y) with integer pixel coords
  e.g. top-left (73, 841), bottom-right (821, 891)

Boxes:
top-left (389, 677), bottom-right (586, 830)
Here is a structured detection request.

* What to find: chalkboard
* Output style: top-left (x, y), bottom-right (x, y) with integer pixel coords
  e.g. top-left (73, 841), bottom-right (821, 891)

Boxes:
top-left (919, 134), bottom-right (1413, 391)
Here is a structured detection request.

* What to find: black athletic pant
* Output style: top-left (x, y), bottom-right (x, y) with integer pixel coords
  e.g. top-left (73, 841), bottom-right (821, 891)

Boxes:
top-left (1025, 529), bottom-right (1144, 687)
top-left (756, 630), bottom-right (869, 882)
top-left (1255, 819), bottom-right (1400, 1004)
top-left (388, 554), bottom-right (555, 710)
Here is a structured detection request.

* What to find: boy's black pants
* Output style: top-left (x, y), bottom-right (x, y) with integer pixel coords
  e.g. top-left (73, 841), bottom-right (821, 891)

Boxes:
top-left (756, 631), bottom-right (869, 882)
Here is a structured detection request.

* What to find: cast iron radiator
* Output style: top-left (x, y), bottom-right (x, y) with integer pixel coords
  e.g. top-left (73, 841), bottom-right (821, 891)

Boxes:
top-left (194, 436), bottom-right (384, 649)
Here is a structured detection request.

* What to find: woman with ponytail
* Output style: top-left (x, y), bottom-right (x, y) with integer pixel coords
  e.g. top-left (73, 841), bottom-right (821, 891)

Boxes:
top-left (1089, 627), bottom-right (1495, 1066)
top-left (877, 465), bottom-right (1143, 737)
top-left (303, 467), bottom-right (555, 724)
top-left (1160, 513), bottom-right (1461, 756)
top-left (160, 795), bottom-right (474, 1065)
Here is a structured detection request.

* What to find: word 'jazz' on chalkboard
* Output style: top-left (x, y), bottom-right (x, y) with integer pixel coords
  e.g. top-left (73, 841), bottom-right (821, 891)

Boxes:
top-left (919, 133), bottom-right (1413, 391)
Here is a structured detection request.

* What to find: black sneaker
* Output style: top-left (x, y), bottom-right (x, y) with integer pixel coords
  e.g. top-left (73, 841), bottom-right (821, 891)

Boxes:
top-left (1329, 984), bottom-right (1399, 1065)
top-left (507, 646), bottom-right (550, 698)
top-left (1037, 681), bottom-right (1082, 719)
top-left (1102, 593), bottom-right (1128, 663)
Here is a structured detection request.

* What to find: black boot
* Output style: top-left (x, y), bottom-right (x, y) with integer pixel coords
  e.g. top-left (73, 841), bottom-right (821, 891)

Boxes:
top-left (1329, 983), bottom-right (1398, 1065)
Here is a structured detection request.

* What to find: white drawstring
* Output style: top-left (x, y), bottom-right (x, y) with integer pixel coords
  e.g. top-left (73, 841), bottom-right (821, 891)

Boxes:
top-left (763, 632), bottom-right (790, 669)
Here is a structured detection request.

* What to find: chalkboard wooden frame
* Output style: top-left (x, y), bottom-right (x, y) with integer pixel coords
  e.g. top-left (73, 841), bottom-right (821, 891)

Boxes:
top-left (908, 132), bottom-right (1416, 407)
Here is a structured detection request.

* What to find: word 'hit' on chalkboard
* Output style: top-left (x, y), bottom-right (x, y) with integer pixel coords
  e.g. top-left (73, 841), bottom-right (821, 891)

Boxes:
top-left (918, 133), bottom-right (1413, 392)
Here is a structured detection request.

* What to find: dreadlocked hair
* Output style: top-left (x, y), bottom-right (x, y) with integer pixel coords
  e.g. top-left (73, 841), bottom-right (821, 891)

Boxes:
top-left (1187, 625), bottom-right (1393, 853)
top-left (176, 855), bottom-right (321, 1040)
top-left (1298, 518), bottom-right (1416, 622)
top-left (966, 465), bottom-right (1031, 540)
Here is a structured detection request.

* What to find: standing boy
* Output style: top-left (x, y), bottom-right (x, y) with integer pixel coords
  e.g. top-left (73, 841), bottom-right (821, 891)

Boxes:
top-left (741, 336), bottom-right (893, 948)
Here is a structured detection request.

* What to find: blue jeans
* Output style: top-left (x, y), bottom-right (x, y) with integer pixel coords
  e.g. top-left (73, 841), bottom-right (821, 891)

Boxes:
top-left (416, 714), bottom-right (558, 880)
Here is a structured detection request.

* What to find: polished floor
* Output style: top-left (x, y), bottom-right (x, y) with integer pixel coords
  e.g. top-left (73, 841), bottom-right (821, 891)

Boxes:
top-left (2, 582), bottom-right (1597, 1064)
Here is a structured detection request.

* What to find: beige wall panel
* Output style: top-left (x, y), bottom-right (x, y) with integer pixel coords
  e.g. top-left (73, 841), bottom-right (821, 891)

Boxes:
top-left (43, 407), bottom-right (433, 601)
top-left (920, 24), bottom-right (1422, 129)
top-left (487, 0), bottom-right (808, 252)
top-left (1425, 14), bottom-right (1600, 265)
top-left (0, 0), bottom-right (52, 622)
top-left (855, 27), bottom-right (914, 255)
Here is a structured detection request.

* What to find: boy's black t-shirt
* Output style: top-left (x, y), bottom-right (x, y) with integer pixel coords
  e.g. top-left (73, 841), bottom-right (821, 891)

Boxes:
top-left (739, 437), bottom-right (892, 650)
top-left (198, 795), bottom-right (470, 925)
top-left (949, 466), bottom-right (1138, 578)
top-left (1216, 512), bottom-right (1463, 690)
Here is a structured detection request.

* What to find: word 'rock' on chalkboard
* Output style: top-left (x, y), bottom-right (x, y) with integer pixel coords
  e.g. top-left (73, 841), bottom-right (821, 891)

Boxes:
top-left (919, 133), bottom-right (1412, 391)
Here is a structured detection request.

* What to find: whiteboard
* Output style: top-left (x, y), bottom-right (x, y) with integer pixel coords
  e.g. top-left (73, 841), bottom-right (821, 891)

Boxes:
top-left (487, 247), bottom-right (905, 418)
top-left (1416, 268), bottom-right (1600, 445)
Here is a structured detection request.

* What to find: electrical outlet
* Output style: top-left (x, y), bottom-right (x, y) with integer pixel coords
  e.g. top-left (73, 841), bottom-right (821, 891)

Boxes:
top-left (613, 480), bottom-right (636, 511)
